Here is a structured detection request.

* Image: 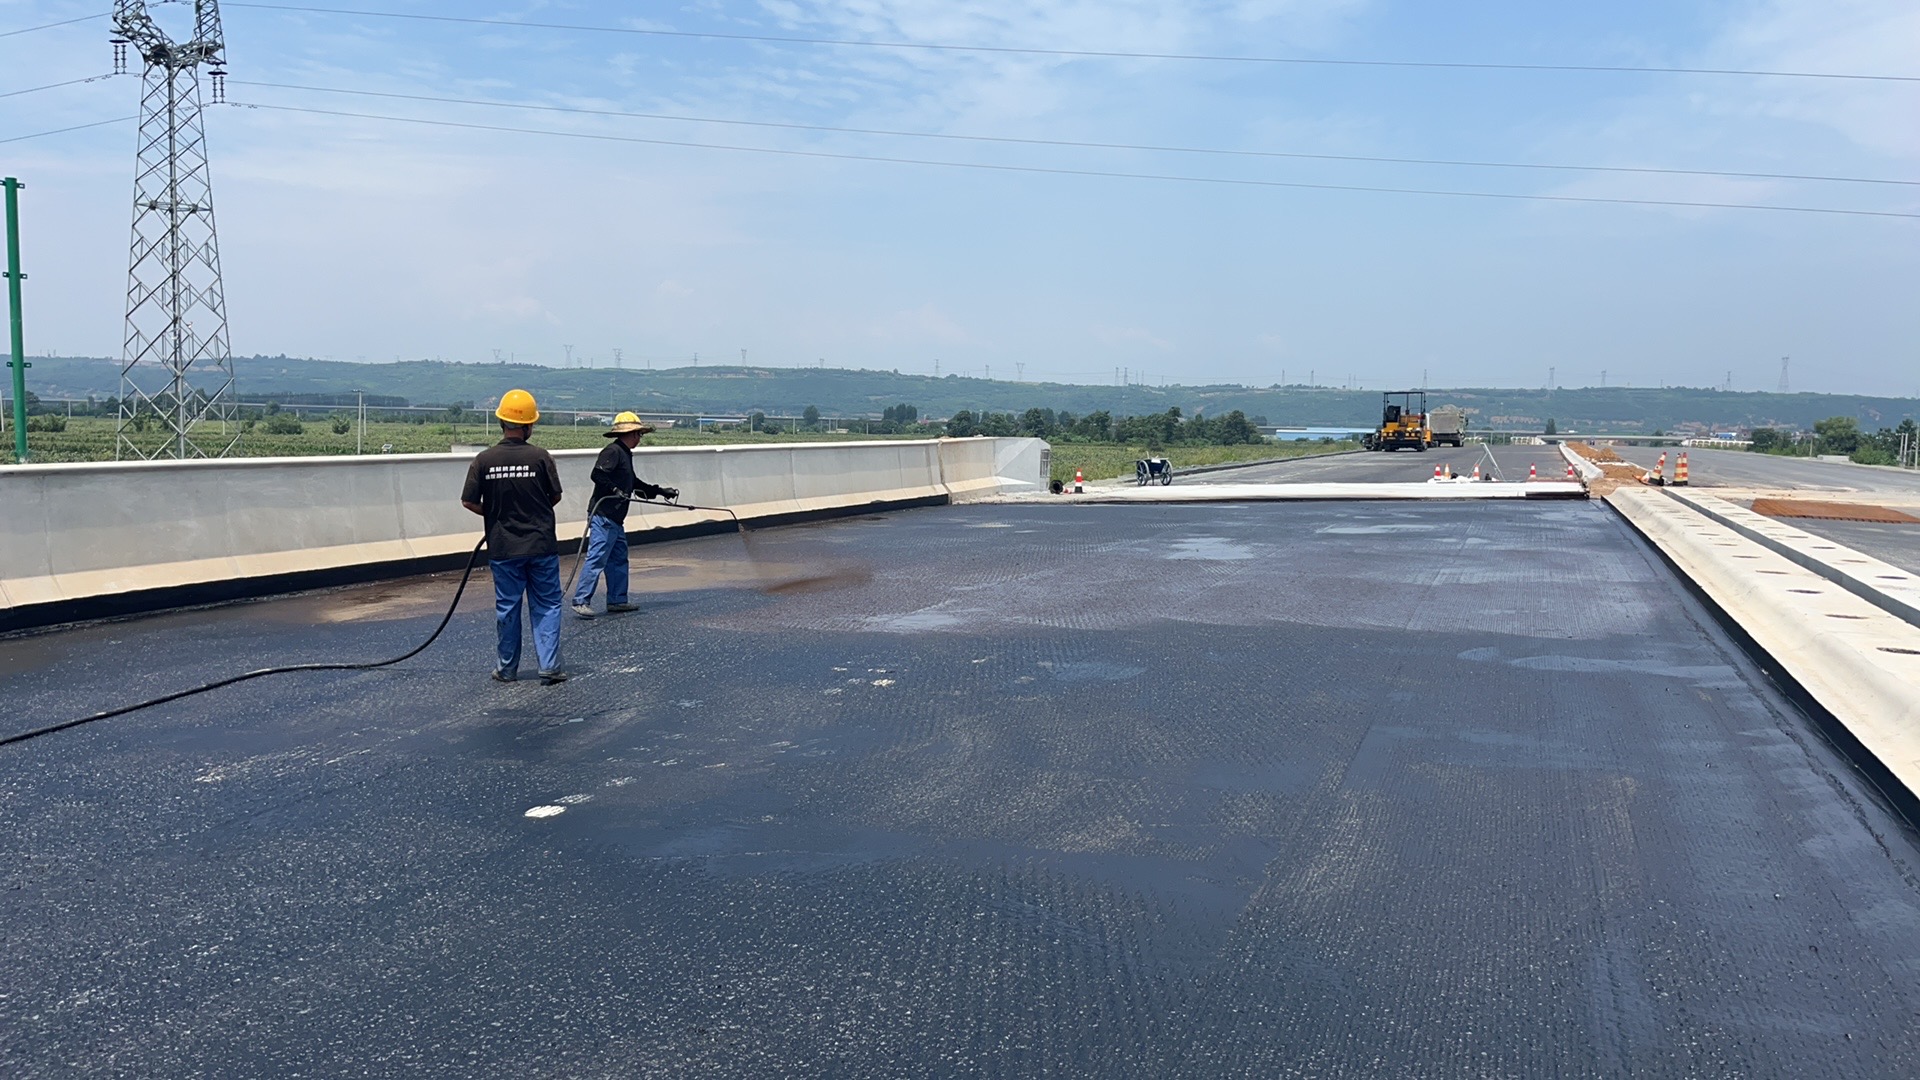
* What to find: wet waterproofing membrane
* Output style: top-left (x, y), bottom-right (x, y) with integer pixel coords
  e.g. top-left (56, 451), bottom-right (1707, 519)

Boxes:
top-left (5, 502), bottom-right (1920, 1076)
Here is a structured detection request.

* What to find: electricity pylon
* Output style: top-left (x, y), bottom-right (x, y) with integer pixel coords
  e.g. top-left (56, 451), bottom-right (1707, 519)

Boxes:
top-left (111, 1), bottom-right (236, 459)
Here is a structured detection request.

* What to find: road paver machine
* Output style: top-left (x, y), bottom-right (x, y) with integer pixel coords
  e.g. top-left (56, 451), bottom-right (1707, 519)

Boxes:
top-left (1363, 390), bottom-right (1430, 451)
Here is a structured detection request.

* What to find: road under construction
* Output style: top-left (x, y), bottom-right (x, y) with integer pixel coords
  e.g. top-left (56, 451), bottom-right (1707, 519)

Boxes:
top-left (5, 443), bottom-right (1920, 1077)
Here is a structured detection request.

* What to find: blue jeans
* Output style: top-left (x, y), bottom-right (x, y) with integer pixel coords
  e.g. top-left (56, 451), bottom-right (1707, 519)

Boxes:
top-left (570, 515), bottom-right (629, 607)
top-left (491, 554), bottom-right (563, 677)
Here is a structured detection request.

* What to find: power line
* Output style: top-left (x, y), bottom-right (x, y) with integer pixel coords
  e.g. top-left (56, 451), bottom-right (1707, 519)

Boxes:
top-left (0, 12), bottom-right (107, 38)
top-left (0, 74), bottom-right (118, 100)
top-left (223, 3), bottom-right (1920, 84)
top-left (228, 100), bottom-right (1920, 220)
top-left (0, 116), bottom-right (134, 145)
top-left (233, 81), bottom-right (1920, 189)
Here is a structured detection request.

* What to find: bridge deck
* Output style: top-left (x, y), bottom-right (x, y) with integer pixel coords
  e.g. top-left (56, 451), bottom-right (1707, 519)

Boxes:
top-left (5, 501), bottom-right (1920, 1077)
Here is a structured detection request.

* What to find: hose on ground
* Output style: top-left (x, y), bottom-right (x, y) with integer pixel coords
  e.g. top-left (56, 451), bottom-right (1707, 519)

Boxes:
top-left (0, 538), bottom-right (489, 749)
top-left (4, 495), bottom-right (748, 750)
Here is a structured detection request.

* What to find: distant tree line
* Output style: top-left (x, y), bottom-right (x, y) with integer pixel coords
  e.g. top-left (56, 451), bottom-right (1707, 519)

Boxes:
top-left (1749, 416), bottom-right (1918, 465)
top-left (945, 405), bottom-right (1266, 448)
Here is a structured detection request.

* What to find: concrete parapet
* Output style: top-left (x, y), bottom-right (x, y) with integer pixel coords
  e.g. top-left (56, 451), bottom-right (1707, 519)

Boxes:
top-left (1608, 487), bottom-right (1920, 819)
top-left (0, 438), bottom-right (1045, 630)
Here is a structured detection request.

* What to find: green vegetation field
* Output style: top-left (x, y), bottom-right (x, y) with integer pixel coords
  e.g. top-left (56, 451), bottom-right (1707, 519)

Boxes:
top-left (1, 417), bottom-right (942, 464)
top-left (1046, 440), bottom-right (1358, 483)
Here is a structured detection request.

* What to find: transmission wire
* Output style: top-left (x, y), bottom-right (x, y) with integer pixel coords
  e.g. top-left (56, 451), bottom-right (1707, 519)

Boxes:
top-left (233, 79), bottom-right (1920, 189)
top-left (0, 116), bottom-right (134, 144)
top-left (228, 100), bottom-right (1920, 221)
top-left (0, 74), bottom-right (117, 99)
top-left (222, 3), bottom-right (1920, 84)
top-left (0, 12), bottom-right (106, 38)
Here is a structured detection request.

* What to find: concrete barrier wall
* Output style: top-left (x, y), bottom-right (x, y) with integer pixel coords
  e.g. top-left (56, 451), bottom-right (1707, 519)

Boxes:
top-left (0, 438), bottom-right (1045, 627)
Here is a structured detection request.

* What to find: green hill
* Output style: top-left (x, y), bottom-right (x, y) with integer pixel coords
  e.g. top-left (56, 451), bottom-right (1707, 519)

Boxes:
top-left (19, 354), bottom-right (1918, 434)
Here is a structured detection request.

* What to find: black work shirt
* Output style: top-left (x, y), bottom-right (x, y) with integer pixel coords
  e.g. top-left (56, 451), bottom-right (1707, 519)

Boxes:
top-left (461, 437), bottom-right (563, 559)
top-left (587, 441), bottom-right (636, 524)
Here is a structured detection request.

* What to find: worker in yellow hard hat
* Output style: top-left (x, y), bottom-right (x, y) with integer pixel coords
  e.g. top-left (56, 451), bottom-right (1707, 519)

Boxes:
top-left (570, 411), bottom-right (678, 618)
top-left (460, 389), bottom-right (568, 684)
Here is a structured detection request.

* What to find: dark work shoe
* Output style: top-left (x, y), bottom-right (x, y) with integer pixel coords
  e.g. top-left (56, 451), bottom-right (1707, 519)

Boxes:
top-left (570, 603), bottom-right (596, 619)
top-left (491, 670), bottom-right (516, 684)
top-left (605, 602), bottom-right (639, 613)
top-left (537, 670), bottom-right (570, 686)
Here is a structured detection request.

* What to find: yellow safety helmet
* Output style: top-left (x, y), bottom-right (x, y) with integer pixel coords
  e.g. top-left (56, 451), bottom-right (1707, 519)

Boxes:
top-left (495, 388), bottom-right (539, 425)
top-left (605, 410), bottom-right (652, 437)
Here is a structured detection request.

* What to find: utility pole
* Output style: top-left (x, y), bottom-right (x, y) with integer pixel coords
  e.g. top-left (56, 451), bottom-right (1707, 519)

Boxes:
top-left (612, 347), bottom-right (622, 370)
top-left (354, 388), bottom-right (364, 454)
top-left (4, 177), bottom-right (28, 463)
top-left (1015, 362), bottom-right (1024, 382)
top-left (1778, 357), bottom-right (1789, 394)
top-left (563, 344), bottom-right (574, 368)
top-left (1601, 369), bottom-right (1607, 387)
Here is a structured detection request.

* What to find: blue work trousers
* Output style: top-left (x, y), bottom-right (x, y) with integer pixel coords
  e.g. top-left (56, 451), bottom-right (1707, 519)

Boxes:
top-left (571, 515), bottom-right (630, 607)
top-left (491, 554), bottom-right (563, 678)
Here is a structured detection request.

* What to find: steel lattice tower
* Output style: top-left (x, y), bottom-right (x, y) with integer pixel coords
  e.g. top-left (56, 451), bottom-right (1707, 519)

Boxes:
top-left (112, 1), bottom-right (236, 459)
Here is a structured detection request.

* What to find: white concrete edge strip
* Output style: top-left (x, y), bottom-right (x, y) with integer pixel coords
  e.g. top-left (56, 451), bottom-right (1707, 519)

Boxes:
top-left (988, 481), bottom-right (1586, 503)
top-left (1558, 443), bottom-right (1605, 482)
top-left (1664, 490), bottom-right (1920, 629)
top-left (1608, 488), bottom-right (1920, 804)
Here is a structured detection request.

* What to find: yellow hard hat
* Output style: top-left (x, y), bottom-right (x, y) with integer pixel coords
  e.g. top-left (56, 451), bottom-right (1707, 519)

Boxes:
top-left (495, 389), bottom-right (539, 425)
top-left (605, 410), bottom-right (654, 437)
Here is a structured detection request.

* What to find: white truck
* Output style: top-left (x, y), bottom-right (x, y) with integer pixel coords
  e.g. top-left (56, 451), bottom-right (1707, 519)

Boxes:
top-left (1428, 405), bottom-right (1467, 448)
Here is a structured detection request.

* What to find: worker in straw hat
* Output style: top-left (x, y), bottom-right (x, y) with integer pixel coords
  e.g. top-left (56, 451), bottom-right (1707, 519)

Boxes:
top-left (571, 411), bottom-right (678, 618)
top-left (461, 389), bottom-right (568, 684)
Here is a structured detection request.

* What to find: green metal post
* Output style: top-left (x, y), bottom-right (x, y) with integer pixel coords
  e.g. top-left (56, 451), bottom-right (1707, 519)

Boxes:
top-left (4, 177), bottom-right (27, 463)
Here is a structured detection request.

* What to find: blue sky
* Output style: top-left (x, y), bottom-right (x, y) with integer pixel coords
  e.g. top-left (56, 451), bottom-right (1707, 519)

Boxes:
top-left (3, 1), bottom-right (1916, 394)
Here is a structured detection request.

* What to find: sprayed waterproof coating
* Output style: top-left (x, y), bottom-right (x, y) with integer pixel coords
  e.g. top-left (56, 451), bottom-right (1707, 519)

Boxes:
top-left (7, 502), bottom-right (1920, 1075)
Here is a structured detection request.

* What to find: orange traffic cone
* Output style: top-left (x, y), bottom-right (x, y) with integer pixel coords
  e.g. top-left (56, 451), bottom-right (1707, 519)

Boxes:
top-left (1566, 462), bottom-right (1577, 480)
top-left (1073, 468), bottom-right (1084, 494)
top-left (1433, 464), bottom-right (1444, 480)
top-left (1675, 452), bottom-right (1689, 486)
top-left (1655, 451), bottom-right (1667, 478)
top-left (1528, 462), bottom-right (1537, 480)
top-left (1471, 463), bottom-right (1481, 481)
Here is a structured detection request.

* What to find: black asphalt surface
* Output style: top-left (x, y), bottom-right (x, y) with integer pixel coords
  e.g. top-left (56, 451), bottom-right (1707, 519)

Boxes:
top-left (7, 503), bottom-right (1920, 1077)
top-left (1609, 446), bottom-right (1920, 498)
top-left (1202, 445), bottom-right (1573, 484)
top-left (1603, 447), bottom-right (1920, 575)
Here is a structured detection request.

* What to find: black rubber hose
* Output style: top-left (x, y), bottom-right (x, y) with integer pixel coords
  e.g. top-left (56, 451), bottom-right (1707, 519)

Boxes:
top-left (0, 537), bottom-right (490, 749)
top-left (6, 497), bottom-right (748, 749)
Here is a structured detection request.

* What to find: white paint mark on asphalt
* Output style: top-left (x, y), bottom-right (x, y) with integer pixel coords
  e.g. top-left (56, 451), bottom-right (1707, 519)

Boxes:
top-left (1319, 524), bottom-right (1440, 535)
top-left (1165, 536), bottom-right (1256, 561)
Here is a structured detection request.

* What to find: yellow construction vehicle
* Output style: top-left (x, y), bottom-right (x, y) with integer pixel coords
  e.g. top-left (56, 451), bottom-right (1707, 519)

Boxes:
top-left (1362, 390), bottom-right (1430, 451)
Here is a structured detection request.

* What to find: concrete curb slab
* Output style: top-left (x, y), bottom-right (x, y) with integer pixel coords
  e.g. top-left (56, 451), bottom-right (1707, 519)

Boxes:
top-left (1666, 489), bottom-right (1920, 629)
top-left (1608, 487), bottom-right (1920, 819)
top-left (992, 480), bottom-right (1588, 503)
